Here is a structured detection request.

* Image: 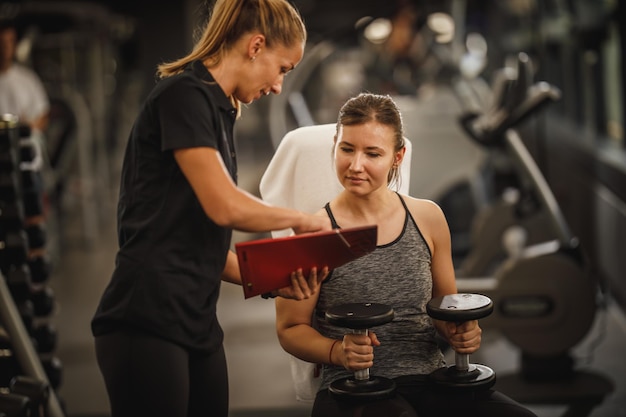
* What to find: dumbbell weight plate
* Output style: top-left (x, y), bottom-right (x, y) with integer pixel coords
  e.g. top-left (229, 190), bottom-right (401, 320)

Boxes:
top-left (329, 375), bottom-right (396, 400)
top-left (0, 392), bottom-right (31, 417)
top-left (429, 363), bottom-right (495, 389)
top-left (10, 375), bottom-right (50, 405)
top-left (325, 303), bottom-right (395, 329)
top-left (426, 293), bottom-right (493, 322)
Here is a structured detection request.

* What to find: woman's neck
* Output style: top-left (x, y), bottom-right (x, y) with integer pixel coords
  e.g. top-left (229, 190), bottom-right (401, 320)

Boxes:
top-left (336, 189), bottom-right (397, 225)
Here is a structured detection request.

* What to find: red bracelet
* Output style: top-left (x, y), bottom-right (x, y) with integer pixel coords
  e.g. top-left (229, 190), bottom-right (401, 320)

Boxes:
top-left (328, 340), bottom-right (339, 365)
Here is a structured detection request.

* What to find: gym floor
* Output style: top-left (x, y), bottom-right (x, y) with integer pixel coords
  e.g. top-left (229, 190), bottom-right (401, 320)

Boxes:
top-left (44, 102), bottom-right (626, 417)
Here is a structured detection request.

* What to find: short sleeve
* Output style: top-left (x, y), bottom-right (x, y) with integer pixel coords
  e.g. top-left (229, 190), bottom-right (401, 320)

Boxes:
top-left (155, 77), bottom-right (219, 152)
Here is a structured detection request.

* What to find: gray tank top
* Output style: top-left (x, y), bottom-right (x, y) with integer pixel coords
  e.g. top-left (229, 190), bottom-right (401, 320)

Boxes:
top-left (316, 193), bottom-right (445, 389)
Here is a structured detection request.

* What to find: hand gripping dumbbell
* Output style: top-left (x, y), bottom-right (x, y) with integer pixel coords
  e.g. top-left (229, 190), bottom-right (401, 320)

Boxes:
top-left (426, 293), bottom-right (496, 390)
top-left (325, 302), bottom-right (396, 400)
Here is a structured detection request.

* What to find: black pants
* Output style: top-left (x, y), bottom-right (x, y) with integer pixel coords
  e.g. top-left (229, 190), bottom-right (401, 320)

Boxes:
top-left (312, 375), bottom-right (538, 417)
top-left (94, 328), bottom-right (228, 417)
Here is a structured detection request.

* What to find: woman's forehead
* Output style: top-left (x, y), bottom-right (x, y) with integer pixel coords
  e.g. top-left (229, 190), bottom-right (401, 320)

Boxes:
top-left (340, 122), bottom-right (395, 142)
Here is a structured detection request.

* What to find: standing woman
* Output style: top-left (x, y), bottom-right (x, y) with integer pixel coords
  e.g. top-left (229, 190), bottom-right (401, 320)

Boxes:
top-left (91, 1), bottom-right (330, 417)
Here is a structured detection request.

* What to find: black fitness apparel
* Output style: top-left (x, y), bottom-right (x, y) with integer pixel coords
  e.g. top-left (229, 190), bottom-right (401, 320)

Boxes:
top-left (91, 60), bottom-right (237, 417)
top-left (92, 60), bottom-right (237, 352)
top-left (312, 378), bottom-right (538, 417)
top-left (95, 328), bottom-right (228, 417)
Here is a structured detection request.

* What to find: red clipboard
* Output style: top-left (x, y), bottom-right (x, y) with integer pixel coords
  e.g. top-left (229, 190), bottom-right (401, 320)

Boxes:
top-left (236, 225), bottom-right (377, 298)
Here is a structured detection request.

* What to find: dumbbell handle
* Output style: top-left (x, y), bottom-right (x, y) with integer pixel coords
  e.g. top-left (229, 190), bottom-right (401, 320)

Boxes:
top-left (450, 320), bottom-right (472, 372)
top-left (455, 352), bottom-right (470, 372)
top-left (351, 329), bottom-right (370, 381)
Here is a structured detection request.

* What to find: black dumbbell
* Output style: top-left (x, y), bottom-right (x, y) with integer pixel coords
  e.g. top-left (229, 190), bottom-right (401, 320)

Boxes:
top-left (26, 255), bottom-right (51, 285)
top-left (0, 345), bottom-right (20, 387)
top-left (21, 192), bottom-right (43, 219)
top-left (30, 323), bottom-right (58, 354)
top-left (19, 171), bottom-right (43, 218)
top-left (0, 171), bottom-right (19, 202)
top-left (0, 151), bottom-right (18, 170)
top-left (0, 392), bottom-right (30, 417)
top-left (10, 375), bottom-right (50, 417)
top-left (25, 223), bottom-right (46, 250)
top-left (325, 303), bottom-right (396, 400)
top-left (0, 200), bottom-right (25, 230)
top-left (0, 230), bottom-right (29, 268)
top-left (41, 357), bottom-right (63, 390)
top-left (18, 142), bottom-right (36, 164)
top-left (16, 300), bottom-right (35, 332)
top-left (5, 264), bottom-right (32, 303)
top-left (30, 286), bottom-right (55, 317)
top-left (426, 293), bottom-right (496, 390)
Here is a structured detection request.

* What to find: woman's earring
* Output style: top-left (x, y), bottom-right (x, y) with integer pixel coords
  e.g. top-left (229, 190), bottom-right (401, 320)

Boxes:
top-left (250, 56), bottom-right (256, 62)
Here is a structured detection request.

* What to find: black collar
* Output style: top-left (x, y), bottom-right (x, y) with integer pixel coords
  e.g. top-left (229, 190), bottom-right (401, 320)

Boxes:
top-left (190, 60), bottom-right (235, 115)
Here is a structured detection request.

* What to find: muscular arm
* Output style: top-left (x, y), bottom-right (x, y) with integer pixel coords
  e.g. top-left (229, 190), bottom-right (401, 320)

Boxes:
top-left (174, 147), bottom-right (330, 234)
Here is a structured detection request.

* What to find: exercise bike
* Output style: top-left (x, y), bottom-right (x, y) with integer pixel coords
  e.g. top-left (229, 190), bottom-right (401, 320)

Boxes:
top-left (451, 52), bottom-right (613, 417)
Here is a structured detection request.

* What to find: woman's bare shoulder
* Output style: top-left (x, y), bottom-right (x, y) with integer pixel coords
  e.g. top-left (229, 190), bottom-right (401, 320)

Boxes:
top-left (400, 194), bottom-right (443, 214)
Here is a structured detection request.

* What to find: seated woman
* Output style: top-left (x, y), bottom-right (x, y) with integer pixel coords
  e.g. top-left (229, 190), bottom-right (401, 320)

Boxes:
top-left (275, 93), bottom-right (537, 417)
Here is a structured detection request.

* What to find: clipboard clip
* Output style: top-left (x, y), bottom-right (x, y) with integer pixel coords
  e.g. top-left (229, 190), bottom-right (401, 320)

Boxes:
top-left (335, 229), bottom-right (351, 248)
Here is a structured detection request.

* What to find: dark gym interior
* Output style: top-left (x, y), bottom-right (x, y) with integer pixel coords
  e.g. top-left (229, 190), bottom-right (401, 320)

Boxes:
top-left (1, 0), bottom-right (625, 416)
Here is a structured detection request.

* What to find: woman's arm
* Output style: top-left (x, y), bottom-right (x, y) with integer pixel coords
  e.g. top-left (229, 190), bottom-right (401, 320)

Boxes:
top-left (276, 280), bottom-right (378, 370)
top-left (275, 293), bottom-right (333, 364)
top-left (174, 147), bottom-right (330, 234)
top-left (404, 197), bottom-right (457, 299)
top-left (407, 197), bottom-right (482, 354)
top-left (221, 251), bottom-right (242, 285)
top-left (427, 200), bottom-right (482, 354)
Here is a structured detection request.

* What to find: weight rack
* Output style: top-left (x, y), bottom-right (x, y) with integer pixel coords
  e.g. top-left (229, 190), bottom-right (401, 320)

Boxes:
top-left (0, 114), bottom-right (65, 417)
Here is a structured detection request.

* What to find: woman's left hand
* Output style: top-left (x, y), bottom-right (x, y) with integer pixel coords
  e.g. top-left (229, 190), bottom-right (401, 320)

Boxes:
top-left (274, 266), bottom-right (329, 300)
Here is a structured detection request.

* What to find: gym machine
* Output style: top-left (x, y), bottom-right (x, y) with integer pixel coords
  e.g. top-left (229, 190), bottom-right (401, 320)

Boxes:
top-left (451, 53), bottom-right (613, 416)
top-left (447, 53), bottom-right (561, 277)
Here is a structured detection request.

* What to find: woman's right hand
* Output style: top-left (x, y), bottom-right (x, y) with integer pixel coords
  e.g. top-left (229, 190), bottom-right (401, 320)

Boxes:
top-left (275, 266), bottom-right (329, 300)
top-left (336, 332), bottom-right (381, 372)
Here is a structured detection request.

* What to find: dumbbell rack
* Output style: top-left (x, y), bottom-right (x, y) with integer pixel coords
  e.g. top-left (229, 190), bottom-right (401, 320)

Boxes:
top-left (0, 114), bottom-right (65, 417)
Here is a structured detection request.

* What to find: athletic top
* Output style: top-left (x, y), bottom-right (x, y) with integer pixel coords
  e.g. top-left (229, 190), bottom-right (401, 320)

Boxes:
top-left (316, 193), bottom-right (445, 389)
top-left (91, 60), bottom-right (238, 353)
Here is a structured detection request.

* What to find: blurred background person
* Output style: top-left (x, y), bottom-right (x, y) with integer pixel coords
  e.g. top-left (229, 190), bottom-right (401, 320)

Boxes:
top-left (0, 18), bottom-right (49, 132)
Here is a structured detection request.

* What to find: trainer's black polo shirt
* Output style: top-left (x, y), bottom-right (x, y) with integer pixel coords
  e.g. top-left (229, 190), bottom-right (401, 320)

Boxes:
top-left (92, 60), bottom-right (238, 352)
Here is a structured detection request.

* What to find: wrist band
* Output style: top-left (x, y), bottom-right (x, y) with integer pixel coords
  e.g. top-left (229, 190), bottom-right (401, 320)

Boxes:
top-left (328, 340), bottom-right (339, 365)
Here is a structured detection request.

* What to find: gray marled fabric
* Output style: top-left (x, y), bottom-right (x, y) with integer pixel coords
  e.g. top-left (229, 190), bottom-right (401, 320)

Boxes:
top-left (316, 194), bottom-right (445, 390)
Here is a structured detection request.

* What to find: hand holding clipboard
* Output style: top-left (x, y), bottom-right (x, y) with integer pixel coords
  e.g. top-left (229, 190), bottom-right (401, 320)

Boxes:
top-left (235, 225), bottom-right (377, 298)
